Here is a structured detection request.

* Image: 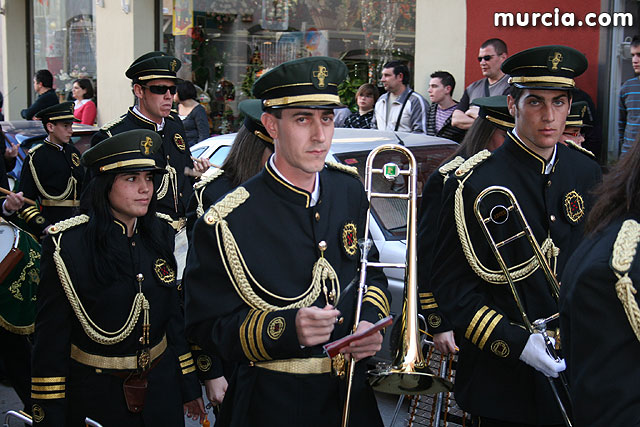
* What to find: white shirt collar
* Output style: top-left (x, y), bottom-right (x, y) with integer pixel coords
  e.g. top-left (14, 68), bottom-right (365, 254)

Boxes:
top-left (512, 129), bottom-right (557, 174)
top-left (269, 156), bottom-right (321, 207)
top-left (133, 105), bottom-right (164, 131)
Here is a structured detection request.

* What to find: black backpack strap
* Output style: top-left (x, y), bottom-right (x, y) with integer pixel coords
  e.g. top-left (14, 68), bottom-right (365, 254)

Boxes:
top-left (394, 90), bottom-right (414, 132)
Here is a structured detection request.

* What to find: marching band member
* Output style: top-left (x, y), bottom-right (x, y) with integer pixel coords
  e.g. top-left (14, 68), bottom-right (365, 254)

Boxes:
top-left (430, 46), bottom-right (601, 426)
top-left (560, 134), bottom-right (640, 426)
top-left (31, 129), bottom-right (203, 425)
top-left (184, 57), bottom-right (390, 426)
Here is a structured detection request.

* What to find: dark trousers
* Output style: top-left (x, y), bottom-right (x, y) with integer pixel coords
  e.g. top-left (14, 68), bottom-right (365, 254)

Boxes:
top-left (472, 416), bottom-right (565, 427)
top-left (0, 327), bottom-right (32, 412)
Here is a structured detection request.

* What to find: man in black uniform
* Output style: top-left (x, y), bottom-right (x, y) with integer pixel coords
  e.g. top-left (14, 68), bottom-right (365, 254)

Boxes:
top-left (430, 46), bottom-right (602, 426)
top-left (184, 57), bottom-right (390, 426)
top-left (91, 51), bottom-right (207, 279)
top-left (18, 102), bottom-right (84, 237)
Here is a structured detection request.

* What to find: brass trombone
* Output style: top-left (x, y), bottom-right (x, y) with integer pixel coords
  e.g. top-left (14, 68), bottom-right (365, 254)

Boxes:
top-left (473, 185), bottom-right (573, 427)
top-left (340, 144), bottom-right (452, 427)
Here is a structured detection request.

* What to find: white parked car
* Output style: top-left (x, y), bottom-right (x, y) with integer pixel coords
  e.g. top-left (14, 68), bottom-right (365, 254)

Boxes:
top-left (191, 128), bottom-right (458, 362)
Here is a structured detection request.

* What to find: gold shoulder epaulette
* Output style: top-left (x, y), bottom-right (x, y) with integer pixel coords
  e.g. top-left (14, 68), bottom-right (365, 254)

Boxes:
top-left (325, 161), bottom-right (359, 178)
top-left (610, 219), bottom-right (640, 342)
top-left (565, 140), bottom-right (595, 159)
top-left (28, 144), bottom-right (44, 155)
top-left (100, 115), bottom-right (125, 131)
top-left (439, 156), bottom-right (465, 180)
top-left (194, 169), bottom-right (224, 190)
top-left (455, 150), bottom-right (491, 178)
top-left (203, 187), bottom-right (250, 226)
top-left (48, 214), bottom-right (89, 235)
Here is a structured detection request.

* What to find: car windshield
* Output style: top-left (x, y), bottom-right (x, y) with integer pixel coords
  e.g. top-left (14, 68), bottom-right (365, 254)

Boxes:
top-left (334, 145), bottom-right (454, 238)
top-left (209, 145), bottom-right (232, 168)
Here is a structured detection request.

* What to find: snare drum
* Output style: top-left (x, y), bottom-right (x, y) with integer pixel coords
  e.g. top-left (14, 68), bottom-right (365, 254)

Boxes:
top-left (0, 221), bottom-right (41, 335)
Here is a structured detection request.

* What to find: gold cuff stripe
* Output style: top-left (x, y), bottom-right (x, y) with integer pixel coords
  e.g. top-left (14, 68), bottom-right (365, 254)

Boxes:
top-left (420, 297), bottom-right (436, 304)
top-left (363, 291), bottom-right (388, 315)
top-left (363, 296), bottom-right (387, 316)
top-left (178, 352), bottom-right (192, 362)
top-left (471, 309), bottom-right (498, 345)
top-left (418, 292), bottom-right (433, 297)
top-left (421, 303), bottom-right (438, 310)
top-left (255, 311), bottom-right (270, 361)
top-left (465, 305), bottom-right (489, 340)
top-left (182, 365), bottom-right (196, 375)
top-left (479, 314), bottom-right (503, 350)
top-left (180, 359), bottom-right (194, 369)
top-left (190, 344), bottom-right (202, 351)
top-left (99, 159), bottom-right (156, 172)
top-left (247, 310), bottom-right (264, 362)
top-left (32, 377), bottom-right (65, 383)
top-left (263, 94), bottom-right (341, 108)
top-left (508, 76), bottom-right (575, 87)
top-left (240, 310), bottom-right (258, 362)
top-left (32, 385), bottom-right (65, 392)
top-left (366, 286), bottom-right (390, 314)
top-left (31, 392), bottom-right (65, 399)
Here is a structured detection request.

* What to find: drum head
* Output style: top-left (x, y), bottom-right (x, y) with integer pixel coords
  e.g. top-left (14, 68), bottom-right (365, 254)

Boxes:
top-left (0, 223), bottom-right (17, 260)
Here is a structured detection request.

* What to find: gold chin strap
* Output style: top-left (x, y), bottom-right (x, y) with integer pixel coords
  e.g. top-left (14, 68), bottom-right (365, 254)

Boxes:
top-left (611, 219), bottom-right (640, 342)
top-left (205, 187), bottom-right (339, 311)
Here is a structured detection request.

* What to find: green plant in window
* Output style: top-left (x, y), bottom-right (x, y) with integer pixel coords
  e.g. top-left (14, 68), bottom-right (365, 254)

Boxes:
top-left (241, 48), bottom-right (264, 98)
top-left (338, 76), bottom-right (365, 112)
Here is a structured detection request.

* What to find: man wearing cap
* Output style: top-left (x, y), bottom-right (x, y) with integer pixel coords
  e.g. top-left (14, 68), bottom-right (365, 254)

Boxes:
top-left (91, 51), bottom-right (208, 279)
top-left (560, 101), bottom-right (593, 154)
top-left (31, 129), bottom-right (204, 425)
top-left (16, 102), bottom-right (84, 236)
top-left (430, 46), bottom-right (601, 426)
top-left (184, 57), bottom-right (390, 426)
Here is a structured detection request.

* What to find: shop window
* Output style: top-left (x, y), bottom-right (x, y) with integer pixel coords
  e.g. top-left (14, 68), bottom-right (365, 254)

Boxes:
top-left (161, 0), bottom-right (415, 134)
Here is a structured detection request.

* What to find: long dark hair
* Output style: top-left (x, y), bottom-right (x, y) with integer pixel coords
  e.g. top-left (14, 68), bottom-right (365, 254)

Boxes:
top-left (585, 136), bottom-right (640, 234)
top-left (221, 126), bottom-right (273, 187)
top-left (79, 173), bottom-right (175, 284)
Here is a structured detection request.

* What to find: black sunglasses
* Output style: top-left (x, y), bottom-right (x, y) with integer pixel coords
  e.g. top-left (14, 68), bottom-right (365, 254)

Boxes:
top-left (477, 55), bottom-right (495, 62)
top-left (142, 84), bottom-right (177, 95)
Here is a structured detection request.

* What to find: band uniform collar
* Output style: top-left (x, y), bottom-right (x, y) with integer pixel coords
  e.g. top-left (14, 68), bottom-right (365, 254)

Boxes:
top-left (264, 155), bottom-right (319, 208)
top-left (131, 106), bottom-right (164, 131)
top-left (44, 137), bottom-right (64, 151)
top-left (505, 130), bottom-right (556, 175)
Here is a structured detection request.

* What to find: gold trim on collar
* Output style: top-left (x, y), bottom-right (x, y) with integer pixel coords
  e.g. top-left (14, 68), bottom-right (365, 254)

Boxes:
top-left (507, 132), bottom-right (546, 174)
top-left (266, 165), bottom-right (310, 208)
top-left (263, 94), bottom-right (341, 108)
top-left (99, 159), bottom-right (156, 172)
top-left (508, 76), bottom-right (575, 87)
top-left (485, 115), bottom-right (515, 129)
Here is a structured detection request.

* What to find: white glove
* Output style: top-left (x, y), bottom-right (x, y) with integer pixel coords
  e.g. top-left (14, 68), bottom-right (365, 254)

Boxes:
top-left (519, 333), bottom-right (566, 378)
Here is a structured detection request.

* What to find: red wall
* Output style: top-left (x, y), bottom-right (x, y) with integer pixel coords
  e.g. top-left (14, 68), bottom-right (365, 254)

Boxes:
top-left (465, 0), bottom-right (601, 101)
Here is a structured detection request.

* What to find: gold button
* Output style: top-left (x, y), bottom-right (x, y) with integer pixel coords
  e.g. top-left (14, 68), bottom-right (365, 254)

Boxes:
top-left (179, 192), bottom-right (183, 197)
top-left (132, 241), bottom-right (136, 246)
top-left (337, 317), bottom-right (344, 325)
top-left (547, 180), bottom-right (552, 187)
top-left (550, 215), bottom-right (556, 222)
top-left (318, 241), bottom-right (327, 251)
top-left (315, 212), bottom-right (320, 221)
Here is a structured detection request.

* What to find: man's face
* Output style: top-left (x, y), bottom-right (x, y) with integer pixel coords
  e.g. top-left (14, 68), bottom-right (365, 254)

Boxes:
top-left (33, 78), bottom-right (41, 93)
top-left (508, 89), bottom-right (571, 159)
top-left (478, 45), bottom-right (507, 80)
top-left (428, 77), bottom-right (450, 104)
top-left (631, 45), bottom-right (640, 74)
top-left (263, 108), bottom-right (334, 180)
top-left (133, 78), bottom-right (176, 122)
top-left (380, 67), bottom-right (403, 94)
top-left (47, 121), bottom-right (74, 144)
top-left (561, 125), bottom-right (585, 146)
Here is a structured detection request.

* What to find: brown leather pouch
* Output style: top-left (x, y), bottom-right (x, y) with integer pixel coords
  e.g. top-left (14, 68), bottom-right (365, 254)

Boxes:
top-left (123, 374), bottom-right (148, 413)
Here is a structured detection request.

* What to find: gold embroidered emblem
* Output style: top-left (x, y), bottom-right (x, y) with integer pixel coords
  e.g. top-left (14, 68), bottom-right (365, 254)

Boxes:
top-left (138, 348), bottom-right (150, 370)
top-left (141, 136), bottom-right (154, 155)
top-left (331, 353), bottom-right (346, 378)
top-left (154, 258), bottom-right (176, 284)
top-left (267, 317), bottom-right (285, 340)
top-left (197, 355), bottom-right (212, 372)
top-left (35, 216), bottom-right (45, 225)
top-left (174, 134), bottom-right (186, 151)
top-left (32, 404), bottom-right (45, 422)
top-left (169, 59), bottom-right (177, 72)
top-left (548, 52), bottom-right (563, 71)
top-left (428, 314), bottom-right (442, 329)
top-left (490, 340), bottom-right (510, 358)
top-left (71, 152), bottom-right (80, 167)
top-left (563, 190), bottom-right (584, 224)
top-left (342, 222), bottom-right (357, 257)
top-left (312, 65), bottom-right (329, 88)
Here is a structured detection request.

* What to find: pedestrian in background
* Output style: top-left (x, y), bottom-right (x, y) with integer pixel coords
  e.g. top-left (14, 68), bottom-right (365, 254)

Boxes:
top-left (72, 78), bottom-right (97, 125)
top-left (344, 83), bottom-right (379, 129)
top-left (175, 80), bottom-right (210, 146)
top-left (21, 70), bottom-right (58, 120)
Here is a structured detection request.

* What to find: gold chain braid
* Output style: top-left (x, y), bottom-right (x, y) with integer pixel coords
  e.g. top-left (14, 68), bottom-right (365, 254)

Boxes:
top-left (156, 163), bottom-right (177, 201)
top-left (29, 155), bottom-right (77, 201)
top-left (453, 173), bottom-right (557, 284)
top-left (611, 219), bottom-right (640, 341)
top-left (195, 169), bottom-right (225, 218)
top-left (51, 233), bottom-right (147, 345)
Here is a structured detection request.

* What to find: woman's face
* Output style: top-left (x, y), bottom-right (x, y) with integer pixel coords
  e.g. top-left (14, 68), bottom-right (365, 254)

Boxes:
top-left (72, 82), bottom-right (86, 100)
top-left (108, 171), bottom-right (154, 226)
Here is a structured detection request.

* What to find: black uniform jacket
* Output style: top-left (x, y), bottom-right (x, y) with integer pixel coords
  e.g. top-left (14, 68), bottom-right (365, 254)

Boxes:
top-left (430, 132), bottom-right (601, 424)
top-left (91, 108), bottom-right (194, 220)
top-left (31, 217), bottom-right (201, 426)
top-left (184, 160), bottom-right (391, 427)
top-left (18, 140), bottom-right (85, 235)
top-left (560, 216), bottom-right (640, 427)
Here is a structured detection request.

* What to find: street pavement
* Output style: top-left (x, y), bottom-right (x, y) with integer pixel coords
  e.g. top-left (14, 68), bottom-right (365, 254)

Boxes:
top-left (1, 381), bottom-right (404, 426)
